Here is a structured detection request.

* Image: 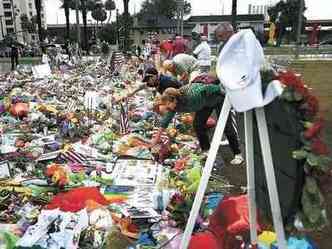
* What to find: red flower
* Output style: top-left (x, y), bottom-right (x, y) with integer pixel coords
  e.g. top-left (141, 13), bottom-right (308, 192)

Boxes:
top-left (277, 71), bottom-right (304, 89)
top-left (172, 193), bottom-right (185, 205)
top-left (311, 138), bottom-right (330, 155)
top-left (277, 71), bottom-right (311, 99)
top-left (174, 157), bottom-right (188, 172)
top-left (296, 85), bottom-right (310, 99)
top-left (304, 120), bottom-right (324, 139)
top-left (304, 95), bottom-right (319, 117)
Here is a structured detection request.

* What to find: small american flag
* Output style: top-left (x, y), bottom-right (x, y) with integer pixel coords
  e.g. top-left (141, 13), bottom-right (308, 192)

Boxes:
top-left (67, 100), bottom-right (78, 113)
top-left (151, 128), bottom-right (170, 146)
top-left (120, 101), bottom-right (129, 135)
top-left (59, 149), bottom-right (89, 164)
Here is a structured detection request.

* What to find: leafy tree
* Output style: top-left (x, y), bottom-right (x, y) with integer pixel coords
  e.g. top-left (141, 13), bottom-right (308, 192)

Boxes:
top-left (137, 0), bottom-right (191, 20)
top-left (268, 0), bottom-right (306, 46)
top-left (92, 7), bottom-right (107, 27)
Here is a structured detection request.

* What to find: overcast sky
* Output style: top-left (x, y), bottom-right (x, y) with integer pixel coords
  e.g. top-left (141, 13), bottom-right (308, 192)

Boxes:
top-left (45, 0), bottom-right (332, 24)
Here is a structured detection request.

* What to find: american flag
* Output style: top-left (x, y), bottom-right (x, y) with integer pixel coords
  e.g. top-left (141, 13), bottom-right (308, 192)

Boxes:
top-left (151, 128), bottom-right (170, 146)
top-left (120, 101), bottom-right (129, 135)
top-left (59, 149), bottom-right (89, 164)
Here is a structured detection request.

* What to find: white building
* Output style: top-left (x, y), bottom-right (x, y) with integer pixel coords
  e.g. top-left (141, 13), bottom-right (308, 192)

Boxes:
top-left (248, 4), bottom-right (270, 21)
top-left (0, 0), bottom-right (46, 44)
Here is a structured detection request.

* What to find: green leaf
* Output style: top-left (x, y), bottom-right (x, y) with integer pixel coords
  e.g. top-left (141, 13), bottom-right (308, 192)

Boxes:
top-left (293, 150), bottom-right (308, 160)
top-left (282, 89), bottom-right (294, 102)
top-left (294, 91), bottom-right (304, 101)
top-left (316, 156), bottom-right (332, 173)
top-left (302, 121), bottom-right (314, 129)
top-left (307, 153), bottom-right (320, 167)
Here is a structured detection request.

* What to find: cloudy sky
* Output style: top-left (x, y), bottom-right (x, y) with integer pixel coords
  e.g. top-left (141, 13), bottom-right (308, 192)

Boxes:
top-left (45, 0), bottom-right (332, 24)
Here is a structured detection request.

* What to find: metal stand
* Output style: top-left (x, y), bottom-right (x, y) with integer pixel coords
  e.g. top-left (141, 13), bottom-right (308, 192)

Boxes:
top-left (180, 97), bottom-right (288, 249)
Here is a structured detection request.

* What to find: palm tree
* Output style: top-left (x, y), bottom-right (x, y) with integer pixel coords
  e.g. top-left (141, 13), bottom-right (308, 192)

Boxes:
top-left (60, 0), bottom-right (71, 44)
top-left (105, 0), bottom-right (116, 24)
top-left (80, 0), bottom-right (88, 51)
top-left (91, 5), bottom-right (107, 29)
top-left (34, 0), bottom-right (43, 42)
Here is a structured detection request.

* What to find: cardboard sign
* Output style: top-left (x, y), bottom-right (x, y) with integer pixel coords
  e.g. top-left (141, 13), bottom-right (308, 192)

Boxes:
top-left (0, 161), bottom-right (11, 179)
top-left (32, 64), bottom-right (51, 79)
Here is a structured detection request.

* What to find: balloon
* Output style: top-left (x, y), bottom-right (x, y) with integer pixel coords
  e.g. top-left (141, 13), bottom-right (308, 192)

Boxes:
top-left (10, 103), bottom-right (29, 118)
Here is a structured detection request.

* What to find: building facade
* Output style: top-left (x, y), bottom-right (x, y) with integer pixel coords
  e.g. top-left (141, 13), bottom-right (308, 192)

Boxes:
top-left (186, 14), bottom-right (265, 42)
top-left (0, 0), bottom-right (46, 44)
top-left (248, 4), bottom-right (270, 20)
top-left (131, 15), bottom-right (194, 46)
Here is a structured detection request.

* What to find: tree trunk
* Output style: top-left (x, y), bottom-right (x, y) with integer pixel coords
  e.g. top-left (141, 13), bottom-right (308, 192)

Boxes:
top-left (34, 0), bottom-right (43, 42)
top-left (123, 0), bottom-right (130, 51)
top-left (64, 0), bottom-right (70, 42)
top-left (107, 11), bottom-right (112, 24)
top-left (231, 0), bottom-right (237, 31)
top-left (81, 0), bottom-right (89, 53)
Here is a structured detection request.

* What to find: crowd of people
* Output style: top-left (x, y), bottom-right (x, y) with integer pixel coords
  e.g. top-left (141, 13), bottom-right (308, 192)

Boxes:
top-left (117, 23), bottom-right (244, 165)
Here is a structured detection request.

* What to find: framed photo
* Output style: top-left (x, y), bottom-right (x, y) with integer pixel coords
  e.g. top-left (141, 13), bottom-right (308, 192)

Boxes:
top-left (0, 161), bottom-right (12, 179)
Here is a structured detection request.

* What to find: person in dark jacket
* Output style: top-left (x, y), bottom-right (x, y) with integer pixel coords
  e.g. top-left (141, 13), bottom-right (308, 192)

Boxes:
top-left (152, 84), bottom-right (244, 165)
top-left (115, 67), bottom-right (183, 102)
top-left (11, 45), bottom-right (19, 71)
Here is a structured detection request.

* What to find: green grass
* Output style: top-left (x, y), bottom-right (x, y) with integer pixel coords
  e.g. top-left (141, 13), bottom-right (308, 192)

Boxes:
top-left (0, 57), bottom-right (41, 65)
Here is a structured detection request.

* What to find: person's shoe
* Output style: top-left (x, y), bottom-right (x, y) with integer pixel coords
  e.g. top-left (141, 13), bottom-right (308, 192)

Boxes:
top-left (230, 154), bottom-right (244, 165)
top-left (220, 139), bottom-right (229, 146)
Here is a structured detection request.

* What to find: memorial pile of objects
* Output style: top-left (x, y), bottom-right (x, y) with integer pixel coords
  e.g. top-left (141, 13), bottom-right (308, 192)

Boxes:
top-left (0, 56), bottom-right (327, 249)
top-left (0, 57), bottom-right (225, 249)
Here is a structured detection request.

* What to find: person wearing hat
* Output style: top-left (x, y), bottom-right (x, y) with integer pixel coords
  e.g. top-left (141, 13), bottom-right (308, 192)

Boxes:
top-left (163, 53), bottom-right (200, 84)
top-left (193, 36), bottom-right (211, 73)
top-left (115, 67), bottom-right (182, 103)
top-left (151, 84), bottom-right (244, 165)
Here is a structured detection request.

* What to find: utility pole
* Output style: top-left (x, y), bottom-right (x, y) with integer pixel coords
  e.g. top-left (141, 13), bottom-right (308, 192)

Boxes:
top-left (231, 0), bottom-right (237, 31)
top-left (295, 0), bottom-right (304, 59)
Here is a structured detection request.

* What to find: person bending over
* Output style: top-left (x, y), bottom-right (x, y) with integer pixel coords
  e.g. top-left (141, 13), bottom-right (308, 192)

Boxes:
top-left (151, 84), bottom-right (243, 165)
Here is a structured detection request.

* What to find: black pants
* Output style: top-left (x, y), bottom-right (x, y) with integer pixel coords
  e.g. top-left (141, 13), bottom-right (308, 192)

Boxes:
top-left (193, 103), bottom-right (241, 155)
top-left (11, 55), bottom-right (18, 70)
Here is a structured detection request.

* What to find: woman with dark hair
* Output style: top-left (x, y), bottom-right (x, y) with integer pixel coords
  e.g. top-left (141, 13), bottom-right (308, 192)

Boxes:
top-left (151, 84), bottom-right (243, 165)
